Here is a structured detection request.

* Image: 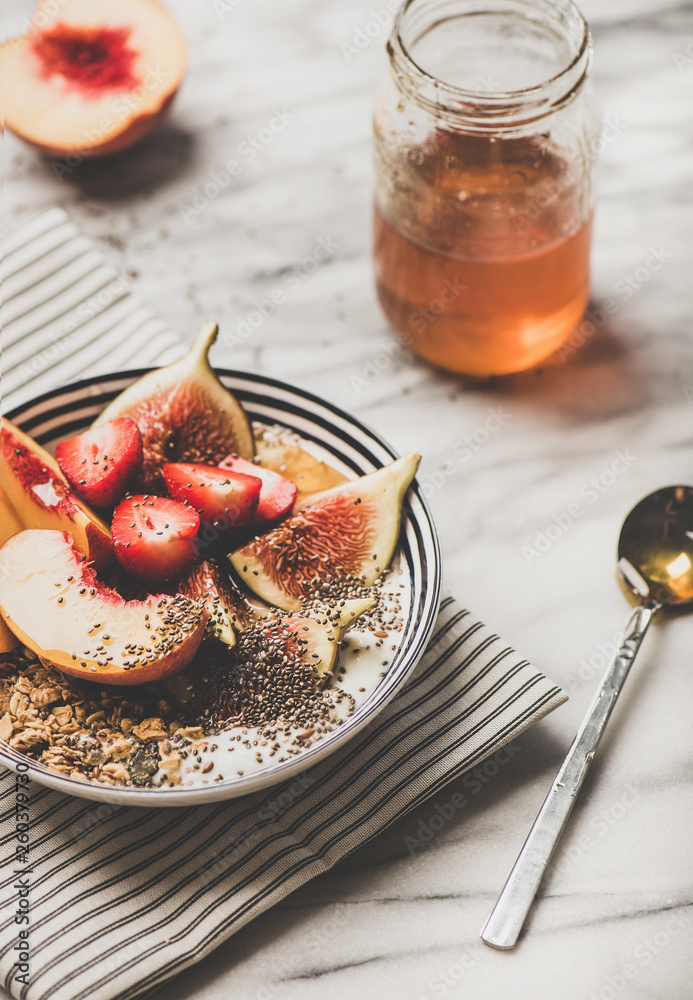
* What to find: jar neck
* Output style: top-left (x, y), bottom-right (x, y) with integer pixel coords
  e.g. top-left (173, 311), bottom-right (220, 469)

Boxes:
top-left (387, 0), bottom-right (591, 133)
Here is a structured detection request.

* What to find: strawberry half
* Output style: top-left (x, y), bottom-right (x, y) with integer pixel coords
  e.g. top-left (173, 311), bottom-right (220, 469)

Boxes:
top-left (163, 463), bottom-right (261, 530)
top-left (218, 454), bottom-right (298, 526)
top-left (112, 495), bottom-right (200, 583)
top-left (56, 417), bottom-right (143, 508)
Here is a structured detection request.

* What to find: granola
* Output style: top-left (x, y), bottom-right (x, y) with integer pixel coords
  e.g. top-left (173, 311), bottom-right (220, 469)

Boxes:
top-left (0, 647), bottom-right (194, 788)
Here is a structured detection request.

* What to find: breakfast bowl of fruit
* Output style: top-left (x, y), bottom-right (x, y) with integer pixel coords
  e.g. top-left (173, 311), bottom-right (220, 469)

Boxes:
top-left (0, 324), bottom-right (441, 805)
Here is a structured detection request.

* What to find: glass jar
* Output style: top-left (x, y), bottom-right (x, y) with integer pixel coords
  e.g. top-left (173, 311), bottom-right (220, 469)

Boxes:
top-left (373, 0), bottom-right (601, 376)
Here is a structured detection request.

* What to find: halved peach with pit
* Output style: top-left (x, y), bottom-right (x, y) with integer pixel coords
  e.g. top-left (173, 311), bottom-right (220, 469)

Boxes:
top-left (2, 0), bottom-right (186, 158)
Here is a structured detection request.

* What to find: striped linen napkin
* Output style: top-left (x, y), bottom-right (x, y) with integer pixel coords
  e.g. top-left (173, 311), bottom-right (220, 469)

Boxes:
top-left (0, 208), bottom-right (567, 1000)
top-left (2, 206), bottom-right (182, 412)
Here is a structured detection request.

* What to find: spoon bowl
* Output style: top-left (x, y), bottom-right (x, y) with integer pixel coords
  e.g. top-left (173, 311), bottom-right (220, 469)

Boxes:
top-left (618, 485), bottom-right (693, 606)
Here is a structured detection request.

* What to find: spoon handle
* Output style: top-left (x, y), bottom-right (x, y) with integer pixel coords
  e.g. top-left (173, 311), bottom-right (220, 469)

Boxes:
top-left (480, 602), bottom-right (655, 950)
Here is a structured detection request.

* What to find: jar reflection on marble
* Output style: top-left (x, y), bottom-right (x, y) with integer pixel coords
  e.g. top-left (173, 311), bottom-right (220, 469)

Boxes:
top-left (373, 0), bottom-right (601, 376)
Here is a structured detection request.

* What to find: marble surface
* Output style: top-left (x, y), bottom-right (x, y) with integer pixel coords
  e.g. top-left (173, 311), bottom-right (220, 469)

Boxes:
top-left (3, 0), bottom-right (693, 997)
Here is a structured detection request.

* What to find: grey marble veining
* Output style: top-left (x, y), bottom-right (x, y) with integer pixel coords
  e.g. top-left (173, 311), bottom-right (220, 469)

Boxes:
top-left (3, 0), bottom-right (693, 997)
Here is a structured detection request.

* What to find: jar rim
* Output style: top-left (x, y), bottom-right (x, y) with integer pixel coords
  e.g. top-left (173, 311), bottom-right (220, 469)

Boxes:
top-left (387, 0), bottom-right (592, 129)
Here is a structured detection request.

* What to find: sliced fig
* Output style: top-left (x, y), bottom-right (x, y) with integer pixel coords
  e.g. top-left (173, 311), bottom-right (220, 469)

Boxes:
top-left (229, 454), bottom-right (420, 611)
top-left (0, 417), bottom-right (113, 570)
top-left (93, 322), bottom-right (254, 491)
top-left (178, 559), bottom-right (250, 646)
top-left (205, 598), bottom-right (375, 725)
top-left (273, 599), bottom-right (376, 686)
top-left (0, 529), bottom-right (208, 686)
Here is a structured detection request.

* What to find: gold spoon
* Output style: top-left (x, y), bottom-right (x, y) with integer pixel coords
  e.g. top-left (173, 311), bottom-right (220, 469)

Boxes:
top-left (481, 485), bottom-right (693, 949)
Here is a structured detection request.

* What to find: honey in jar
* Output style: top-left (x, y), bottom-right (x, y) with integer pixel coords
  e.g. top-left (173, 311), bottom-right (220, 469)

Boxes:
top-left (373, 0), bottom-right (600, 376)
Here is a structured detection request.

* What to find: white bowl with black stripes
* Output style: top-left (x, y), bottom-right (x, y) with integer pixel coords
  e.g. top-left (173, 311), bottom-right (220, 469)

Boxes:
top-left (2, 370), bottom-right (442, 806)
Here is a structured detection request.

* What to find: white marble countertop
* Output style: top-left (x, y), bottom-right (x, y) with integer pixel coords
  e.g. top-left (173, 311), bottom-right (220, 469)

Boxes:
top-left (3, 0), bottom-right (693, 997)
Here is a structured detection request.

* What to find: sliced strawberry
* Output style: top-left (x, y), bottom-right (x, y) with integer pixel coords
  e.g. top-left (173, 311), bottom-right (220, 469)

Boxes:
top-left (112, 495), bottom-right (199, 583)
top-left (163, 463), bottom-right (261, 530)
top-left (219, 455), bottom-right (298, 526)
top-left (56, 417), bottom-right (143, 508)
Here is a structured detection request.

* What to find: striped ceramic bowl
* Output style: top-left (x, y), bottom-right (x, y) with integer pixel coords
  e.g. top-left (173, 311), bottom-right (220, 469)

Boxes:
top-left (2, 370), bottom-right (442, 806)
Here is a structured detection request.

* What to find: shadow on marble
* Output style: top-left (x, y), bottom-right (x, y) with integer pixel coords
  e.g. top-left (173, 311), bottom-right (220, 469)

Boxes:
top-left (379, 297), bottom-right (657, 426)
top-left (51, 122), bottom-right (198, 200)
top-left (479, 307), bottom-right (652, 422)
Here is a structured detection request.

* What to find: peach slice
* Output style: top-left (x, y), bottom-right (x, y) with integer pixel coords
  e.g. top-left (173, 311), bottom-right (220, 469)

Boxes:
top-left (1, 0), bottom-right (185, 159)
top-left (0, 530), bottom-right (208, 685)
top-left (0, 417), bottom-right (113, 570)
top-left (0, 621), bottom-right (19, 654)
top-left (0, 485), bottom-right (23, 548)
top-left (0, 487), bottom-right (23, 652)
top-left (254, 439), bottom-right (347, 501)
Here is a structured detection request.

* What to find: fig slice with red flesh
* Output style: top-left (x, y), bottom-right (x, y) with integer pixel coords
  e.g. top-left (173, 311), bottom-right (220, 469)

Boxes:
top-left (0, 486), bottom-right (23, 653)
top-left (92, 322), bottom-right (254, 492)
top-left (229, 454), bottom-right (421, 611)
top-left (0, 529), bottom-right (208, 686)
top-left (177, 559), bottom-right (250, 647)
top-left (0, 417), bottom-right (113, 570)
top-left (1, 0), bottom-right (186, 159)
